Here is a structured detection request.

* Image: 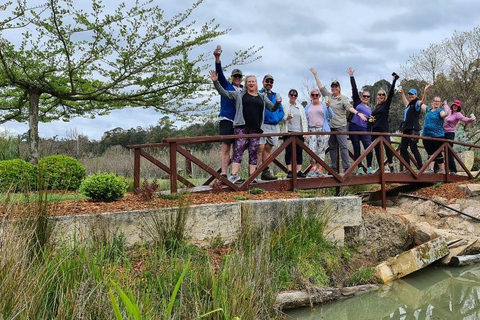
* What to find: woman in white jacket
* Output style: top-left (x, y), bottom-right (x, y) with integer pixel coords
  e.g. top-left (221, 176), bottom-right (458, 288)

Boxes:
top-left (281, 89), bottom-right (308, 178)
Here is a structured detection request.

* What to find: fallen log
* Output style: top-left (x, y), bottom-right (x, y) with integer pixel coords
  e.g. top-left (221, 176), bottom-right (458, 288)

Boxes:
top-left (450, 254), bottom-right (480, 267)
top-left (275, 284), bottom-right (379, 310)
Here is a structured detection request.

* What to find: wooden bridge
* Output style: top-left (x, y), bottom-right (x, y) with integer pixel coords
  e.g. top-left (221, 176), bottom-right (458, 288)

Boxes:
top-left (126, 131), bottom-right (479, 209)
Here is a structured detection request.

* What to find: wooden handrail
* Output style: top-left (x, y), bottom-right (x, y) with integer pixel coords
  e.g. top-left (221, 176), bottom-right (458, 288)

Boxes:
top-left (126, 131), bottom-right (479, 209)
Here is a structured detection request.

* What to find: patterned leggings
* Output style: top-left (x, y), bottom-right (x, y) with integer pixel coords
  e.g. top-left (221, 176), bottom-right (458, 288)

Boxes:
top-left (233, 127), bottom-right (260, 165)
top-left (308, 127), bottom-right (329, 162)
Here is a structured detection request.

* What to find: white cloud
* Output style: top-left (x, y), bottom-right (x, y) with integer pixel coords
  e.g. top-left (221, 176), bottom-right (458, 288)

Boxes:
top-left (3, 0), bottom-right (480, 139)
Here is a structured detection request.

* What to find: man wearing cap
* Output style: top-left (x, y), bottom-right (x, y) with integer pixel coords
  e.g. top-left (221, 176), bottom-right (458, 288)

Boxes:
top-left (310, 68), bottom-right (365, 174)
top-left (399, 85), bottom-right (429, 169)
top-left (214, 45), bottom-right (243, 180)
top-left (257, 74), bottom-right (284, 180)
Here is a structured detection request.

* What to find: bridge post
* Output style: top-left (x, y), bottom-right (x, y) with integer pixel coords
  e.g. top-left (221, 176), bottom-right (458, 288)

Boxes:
top-left (169, 142), bottom-right (178, 193)
top-left (380, 138), bottom-right (387, 209)
top-left (134, 148), bottom-right (141, 194)
top-left (291, 135), bottom-right (298, 189)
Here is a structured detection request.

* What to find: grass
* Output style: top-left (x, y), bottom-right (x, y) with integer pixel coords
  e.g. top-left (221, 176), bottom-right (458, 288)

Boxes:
top-left (0, 191), bottom-right (88, 203)
top-left (0, 187), bottom-right (377, 319)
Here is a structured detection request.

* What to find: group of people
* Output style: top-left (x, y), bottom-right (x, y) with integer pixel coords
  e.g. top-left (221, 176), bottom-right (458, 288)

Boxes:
top-left (210, 45), bottom-right (476, 183)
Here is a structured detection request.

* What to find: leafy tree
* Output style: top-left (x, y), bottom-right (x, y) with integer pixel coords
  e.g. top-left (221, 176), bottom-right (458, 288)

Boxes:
top-left (0, 0), bottom-right (260, 163)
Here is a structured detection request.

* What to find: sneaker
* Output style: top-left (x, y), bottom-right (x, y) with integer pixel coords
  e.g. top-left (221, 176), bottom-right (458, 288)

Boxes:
top-left (307, 169), bottom-right (317, 177)
top-left (315, 171), bottom-right (324, 177)
top-left (366, 167), bottom-right (374, 174)
top-left (261, 167), bottom-right (278, 180)
top-left (449, 171), bottom-right (457, 175)
top-left (425, 169), bottom-right (434, 174)
top-left (251, 178), bottom-right (259, 184)
top-left (287, 171), bottom-right (292, 178)
top-left (357, 167), bottom-right (365, 175)
top-left (389, 166), bottom-right (395, 173)
top-left (297, 171), bottom-right (307, 178)
top-left (437, 169), bottom-right (445, 174)
top-left (228, 174), bottom-right (241, 183)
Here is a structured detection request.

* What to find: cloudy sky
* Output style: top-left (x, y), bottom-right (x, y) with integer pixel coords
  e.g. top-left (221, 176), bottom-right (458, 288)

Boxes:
top-left (2, 0), bottom-right (480, 140)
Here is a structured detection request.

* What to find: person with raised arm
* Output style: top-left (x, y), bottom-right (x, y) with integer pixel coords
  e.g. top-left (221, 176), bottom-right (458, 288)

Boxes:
top-left (304, 88), bottom-right (334, 177)
top-left (213, 45), bottom-right (243, 181)
top-left (421, 96), bottom-right (448, 174)
top-left (369, 73), bottom-right (399, 173)
top-left (310, 68), bottom-right (363, 174)
top-left (442, 99), bottom-right (475, 174)
top-left (346, 67), bottom-right (373, 175)
top-left (398, 84), bottom-right (430, 170)
top-left (209, 70), bottom-right (281, 184)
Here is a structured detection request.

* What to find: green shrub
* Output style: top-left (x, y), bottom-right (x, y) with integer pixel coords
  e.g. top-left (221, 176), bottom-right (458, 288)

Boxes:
top-left (0, 159), bottom-right (36, 192)
top-left (37, 155), bottom-right (86, 190)
top-left (80, 172), bottom-right (127, 202)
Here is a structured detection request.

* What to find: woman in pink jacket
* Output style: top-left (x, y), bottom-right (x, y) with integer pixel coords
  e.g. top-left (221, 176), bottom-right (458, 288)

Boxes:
top-left (443, 99), bottom-right (475, 174)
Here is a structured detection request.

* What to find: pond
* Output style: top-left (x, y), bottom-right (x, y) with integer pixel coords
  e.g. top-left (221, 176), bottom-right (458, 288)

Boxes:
top-left (286, 264), bottom-right (480, 320)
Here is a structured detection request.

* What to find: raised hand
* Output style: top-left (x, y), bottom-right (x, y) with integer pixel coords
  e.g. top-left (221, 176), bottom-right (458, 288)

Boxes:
top-left (276, 96), bottom-right (282, 104)
top-left (347, 67), bottom-right (355, 76)
top-left (309, 67), bottom-right (317, 76)
top-left (208, 70), bottom-right (218, 82)
top-left (213, 44), bottom-right (222, 58)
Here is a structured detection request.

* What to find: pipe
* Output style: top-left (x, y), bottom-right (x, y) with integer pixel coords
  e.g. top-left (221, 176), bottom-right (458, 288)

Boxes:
top-left (398, 193), bottom-right (480, 222)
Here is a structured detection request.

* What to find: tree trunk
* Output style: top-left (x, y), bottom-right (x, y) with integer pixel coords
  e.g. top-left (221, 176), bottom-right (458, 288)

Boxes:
top-left (275, 284), bottom-right (380, 310)
top-left (28, 91), bottom-right (40, 165)
top-left (450, 254), bottom-right (480, 267)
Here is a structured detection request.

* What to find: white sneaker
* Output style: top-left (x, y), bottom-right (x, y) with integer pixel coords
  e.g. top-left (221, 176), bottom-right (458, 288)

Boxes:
top-left (228, 174), bottom-right (241, 183)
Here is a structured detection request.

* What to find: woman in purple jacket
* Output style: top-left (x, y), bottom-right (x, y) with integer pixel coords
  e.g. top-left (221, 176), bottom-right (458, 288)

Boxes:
top-left (347, 67), bottom-right (373, 174)
top-left (443, 99), bottom-right (476, 174)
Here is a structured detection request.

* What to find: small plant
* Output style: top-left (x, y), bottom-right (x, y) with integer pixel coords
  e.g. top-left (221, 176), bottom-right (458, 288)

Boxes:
top-left (249, 187), bottom-right (264, 195)
top-left (137, 180), bottom-right (159, 201)
top-left (37, 155), bottom-right (86, 190)
top-left (433, 182), bottom-right (443, 188)
top-left (344, 267), bottom-right (376, 286)
top-left (159, 193), bottom-right (183, 200)
top-left (79, 172), bottom-right (127, 202)
top-left (233, 195), bottom-right (249, 201)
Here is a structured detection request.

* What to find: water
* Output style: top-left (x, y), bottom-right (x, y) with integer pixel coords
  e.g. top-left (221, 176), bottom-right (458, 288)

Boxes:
top-left (286, 264), bottom-right (480, 320)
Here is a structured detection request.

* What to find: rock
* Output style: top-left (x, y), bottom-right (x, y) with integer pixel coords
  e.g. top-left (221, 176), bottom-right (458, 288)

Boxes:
top-left (413, 223), bottom-right (439, 245)
top-left (413, 200), bottom-right (436, 217)
top-left (437, 203), bottom-right (461, 217)
top-left (374, 237), bottom-right (449, 283)
top-left (352, 208), bottom-right (413, 261)
top-left (463, 206), bottom-right (480, 220)
top-left (457, 150), bottom-right (474, 172)
top-left (458, 184), bottom-right (480, 197)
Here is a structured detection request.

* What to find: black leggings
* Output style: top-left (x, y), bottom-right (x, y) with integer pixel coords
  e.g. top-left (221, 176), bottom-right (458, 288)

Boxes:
top-left (372, 131), bottom-right (394, 166)
top-left (423, 138), bottom-right (444, 164)
top-left (400, 129), bottom-right (423, 168)
top-left (283, 135), bottom-right (304, 166)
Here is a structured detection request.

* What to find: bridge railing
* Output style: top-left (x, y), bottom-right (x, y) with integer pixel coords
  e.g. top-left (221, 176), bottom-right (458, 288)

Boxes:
top-left (126, 131), bottom-right (479, 208)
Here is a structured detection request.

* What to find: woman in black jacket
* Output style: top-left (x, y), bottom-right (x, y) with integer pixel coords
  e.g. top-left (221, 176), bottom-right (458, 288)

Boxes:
top-left (369, 73), bottom-right (399, 172)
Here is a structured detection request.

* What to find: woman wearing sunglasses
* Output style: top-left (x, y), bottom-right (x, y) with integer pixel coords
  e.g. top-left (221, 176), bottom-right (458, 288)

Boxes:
top-left (422, 96), bottom-right (448, 174)
top-left (304, 88), bottom-right (334, 177)
top-left (281, 89), bottom-right (308, 178)
top-left (369, 73), bottom-right (399, 172)
top-left (347, 67), bottom-right (373, 175)
top-left (442, 99), bottom-right (475, 174)
top-left (209, 70), bottom-right (281, 184)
